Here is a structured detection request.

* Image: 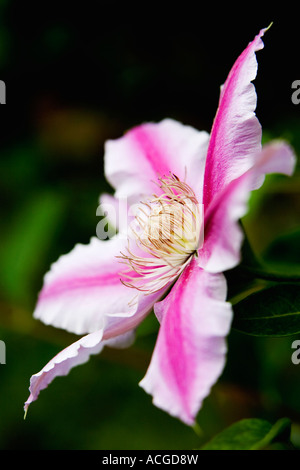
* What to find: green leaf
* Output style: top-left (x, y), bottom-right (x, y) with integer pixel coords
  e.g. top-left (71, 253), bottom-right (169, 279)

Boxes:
top-left (201, 418), bottom-right (292, 450)
top-left (0, 191), bottom-right (66, 305)
top-left (232, 284), bottom-right (300, 337)
top-left (237, 265), bottom-right (300, 283)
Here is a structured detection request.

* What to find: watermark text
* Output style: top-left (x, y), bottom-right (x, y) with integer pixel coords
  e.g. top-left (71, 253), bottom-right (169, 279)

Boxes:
top-left (291, 340), bottom-right (300, 365)
top-left (0, 80), bottom-right (5, 104)
top-left (291, 80), bottom-right (300, 105)
top-left (0, 340), bottom-right (6, 364)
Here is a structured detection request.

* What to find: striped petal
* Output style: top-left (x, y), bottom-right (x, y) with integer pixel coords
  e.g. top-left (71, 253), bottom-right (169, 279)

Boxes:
top-left (104, 118), bottom-right (209, 204)
top-left (201, 141), bottom-right (296, 273)
top-left (140, 258), bottom-right (232, 425)
top-left (34, 235), bottom-right (148, 335)
top-left (203, 28), bottom-right (267, 211)
top-left (25, 284), bottom-right (168, 413)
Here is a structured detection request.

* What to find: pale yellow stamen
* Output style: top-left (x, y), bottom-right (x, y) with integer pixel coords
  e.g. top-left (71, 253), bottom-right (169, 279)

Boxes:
top-left (118, 173), bottom-right (202, 295)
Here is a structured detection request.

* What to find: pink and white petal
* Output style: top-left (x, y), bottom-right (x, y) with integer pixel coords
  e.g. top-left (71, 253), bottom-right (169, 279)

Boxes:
top-left (103, 290), bottom-right (168, 348)
top-left (252, 140), bottom-right (296, 189)
top-left (201, 173), bottom-right (251, 273)
top-left (104, 118), bottom-right (210, 203)
top-left (203, 28), bottom-right (267, 211)
top-left (102, 285), bottom-right (172, 339)
top-left (25, 285), bottom-right (170, 413)
top-left (103, 330), bottom-right (136, 349)
top-left (201, 141), bottom-right (296, 273)
top-left (34, 235), bottom-right (139, 335)
top-left (24, 329), bottom-right (105, 415)
top-left (140, 258), bottom-right (233, 425)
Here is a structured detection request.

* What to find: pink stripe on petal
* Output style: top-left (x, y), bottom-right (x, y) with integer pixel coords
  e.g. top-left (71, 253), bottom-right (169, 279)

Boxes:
top-left (201, 140), bottom-right (296, 273)
top-left (140, 258), bottom-right (232, 425)
top-left (25, 284), bottom-right (170, 414)
top-left (201, 173), bottom-right (250, 273)
top-left (33, 236), bottom-right (142, 335)
top-left (129, 125), bottom-right (171, 180)
top-left (105, 119), bottom-right (209, 203)
top-left (203, 28), bottom-right (267, 211)
top-left (39, 272), bottom-right (122, 299)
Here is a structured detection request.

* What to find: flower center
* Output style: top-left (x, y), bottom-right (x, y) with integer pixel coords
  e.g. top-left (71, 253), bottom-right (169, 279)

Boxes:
top-left (118, 174), bottom-right (202, 296)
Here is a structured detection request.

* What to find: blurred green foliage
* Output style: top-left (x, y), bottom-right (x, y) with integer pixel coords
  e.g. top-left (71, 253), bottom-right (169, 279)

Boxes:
top-left (201, 417), bottom-right (293, 450)
top-left (0, 2), bottom-right (299, 450)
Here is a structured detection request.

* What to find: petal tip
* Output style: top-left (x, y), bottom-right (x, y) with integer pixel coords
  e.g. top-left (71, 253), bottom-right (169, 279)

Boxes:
top-left (23, 404), bottom-right (29, 420)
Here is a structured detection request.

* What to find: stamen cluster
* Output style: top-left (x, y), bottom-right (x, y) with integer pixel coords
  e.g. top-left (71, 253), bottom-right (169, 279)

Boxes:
top-left (119, 174), bottom-right (202, 295)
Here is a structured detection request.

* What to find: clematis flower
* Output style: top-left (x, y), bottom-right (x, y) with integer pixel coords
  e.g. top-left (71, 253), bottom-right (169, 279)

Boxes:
top-left (24, 28), bottom-right (296, 425)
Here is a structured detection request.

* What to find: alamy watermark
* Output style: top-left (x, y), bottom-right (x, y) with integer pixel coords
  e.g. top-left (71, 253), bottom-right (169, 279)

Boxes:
top-left (0, 80), bottom-right (5, 104)
top-left (0, 340), bottom-right (6, 364)
top-left (291, 340), bottom-right (300, 365)
top-left (291, 80), bottom-right (300, 105)
top-left (96, 197), bottom-right (205, 248)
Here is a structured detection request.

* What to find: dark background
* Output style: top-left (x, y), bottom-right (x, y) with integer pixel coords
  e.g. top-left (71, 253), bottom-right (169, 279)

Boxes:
top-left (0, 2), bottom-right (299, 449)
